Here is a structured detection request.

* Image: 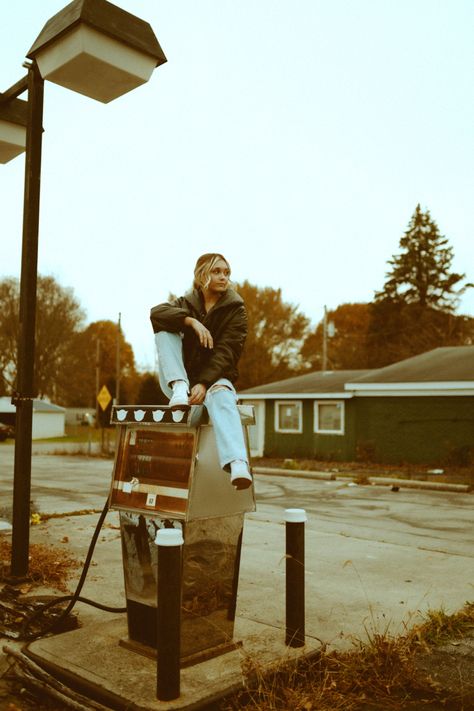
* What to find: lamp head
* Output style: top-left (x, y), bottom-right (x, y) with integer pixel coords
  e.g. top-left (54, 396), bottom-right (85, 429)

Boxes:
top-left (27, 0), bottom-right (167, 103)
top-left (0, 97), bottom-right (28, 163)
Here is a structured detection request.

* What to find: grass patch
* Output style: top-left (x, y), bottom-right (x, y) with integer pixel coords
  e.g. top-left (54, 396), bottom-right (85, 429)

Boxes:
top-left (222, 602), bottom-right (474, 710)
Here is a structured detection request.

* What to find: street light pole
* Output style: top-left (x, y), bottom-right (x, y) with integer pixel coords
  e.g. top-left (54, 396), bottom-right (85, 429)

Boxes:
top-left (1, 0), bottom-right (166, 581)
top-left (11, 62), bottom-right (44, 579)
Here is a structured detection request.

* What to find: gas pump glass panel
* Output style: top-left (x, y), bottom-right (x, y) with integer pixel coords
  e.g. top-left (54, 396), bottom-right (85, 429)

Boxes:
top-left (181, 515), bottom-right (244, 656)
top-left (110, 427), bottom-right (195, 517)
top-left (120, 512), bottom-right (244, 659)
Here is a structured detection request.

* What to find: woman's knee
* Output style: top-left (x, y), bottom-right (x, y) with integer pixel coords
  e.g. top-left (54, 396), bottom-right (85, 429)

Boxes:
top-left (155, 331), bottom-right (182, 347)
top-left (208, 383), bottom-right (232, 394)
top-left (206, 381), bottom-right (237, 403)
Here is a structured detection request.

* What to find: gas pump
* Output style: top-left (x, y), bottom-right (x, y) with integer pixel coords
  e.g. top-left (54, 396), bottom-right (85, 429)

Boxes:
top-left (109, 403), bottom-right (255, 665)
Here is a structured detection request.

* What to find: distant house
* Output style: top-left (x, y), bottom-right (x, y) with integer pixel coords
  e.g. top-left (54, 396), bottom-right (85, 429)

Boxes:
top-left (238, 369), bottom-right (371, 459)
top-left (0, 397), bottom-right (65, 440)
top-left (239, 346), bottom-right (474, 465)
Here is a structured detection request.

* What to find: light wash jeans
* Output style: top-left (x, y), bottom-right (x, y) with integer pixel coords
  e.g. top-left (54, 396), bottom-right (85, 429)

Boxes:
top-left (154, 331), bottom-right (248, 472)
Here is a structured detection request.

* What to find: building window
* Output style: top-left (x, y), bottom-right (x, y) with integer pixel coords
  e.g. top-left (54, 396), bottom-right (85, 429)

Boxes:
top-left (314, 401), bottom-right (344, 435)
top-left (275, 401), bottom-right (302, 433)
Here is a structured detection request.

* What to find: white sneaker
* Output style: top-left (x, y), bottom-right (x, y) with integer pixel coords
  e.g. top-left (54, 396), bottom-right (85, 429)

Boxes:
top-left (230, 460), bottom-right (253, 490)
top-left (169, 380), bottom-right (190, 410)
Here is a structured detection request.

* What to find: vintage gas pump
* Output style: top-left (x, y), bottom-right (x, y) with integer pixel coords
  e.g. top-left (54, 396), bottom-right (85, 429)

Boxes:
top-left (109, 403), bottom-right (255, 665)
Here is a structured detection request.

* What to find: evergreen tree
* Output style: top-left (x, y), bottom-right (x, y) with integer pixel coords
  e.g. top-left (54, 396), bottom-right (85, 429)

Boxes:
top-left (368, 205), bottom-right (473, 367)
top-left (375, 204), bottom-right (471, 310)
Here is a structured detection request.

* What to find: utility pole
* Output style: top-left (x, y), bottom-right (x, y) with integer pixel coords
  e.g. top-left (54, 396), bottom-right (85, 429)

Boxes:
top-left (322, 306), bottom-right (335, 372)
top-left (95, 339), bottom-right (101, 427)
top-left (322, 306), bottom-right (328, 372)
top-left (116, 312), bottom-right (121, 405)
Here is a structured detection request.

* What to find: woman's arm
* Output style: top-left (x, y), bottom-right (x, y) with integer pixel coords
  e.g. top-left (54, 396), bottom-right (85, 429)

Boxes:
top-left (150, 297), bottom-right (190, 333)
top-left (196, 305), bottom-right (248, 386)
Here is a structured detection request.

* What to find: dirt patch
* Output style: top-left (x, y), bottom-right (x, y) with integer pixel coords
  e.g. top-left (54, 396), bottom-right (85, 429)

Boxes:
top-left (253, 457), bottom-right (474, 487)
top-left (415, 637), bottom-right (474, 708)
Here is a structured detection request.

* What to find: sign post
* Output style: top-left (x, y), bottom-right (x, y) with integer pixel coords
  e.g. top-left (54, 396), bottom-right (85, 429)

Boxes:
top-left (97, 385), bottom-right (112, 454)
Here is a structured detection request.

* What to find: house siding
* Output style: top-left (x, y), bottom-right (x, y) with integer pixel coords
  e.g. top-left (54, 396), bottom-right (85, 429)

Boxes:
top-left (263, 400), bottom-right (357, 461)
top-left (354, 396), bottom-right (474, 465)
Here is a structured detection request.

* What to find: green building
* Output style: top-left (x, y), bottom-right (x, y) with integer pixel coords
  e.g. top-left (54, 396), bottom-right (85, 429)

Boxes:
top-left (239, 347), bottom-right (474, 466)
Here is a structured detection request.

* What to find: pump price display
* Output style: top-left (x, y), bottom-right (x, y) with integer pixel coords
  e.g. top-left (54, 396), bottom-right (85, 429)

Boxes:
top-left (97, 385), bottom-right (112, 411)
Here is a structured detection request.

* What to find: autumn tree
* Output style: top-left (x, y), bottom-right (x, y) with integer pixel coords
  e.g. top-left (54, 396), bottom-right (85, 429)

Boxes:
top-left (0, 278), bottom-right (18, 396)
top-left (235, 281), bottom-right (310, 390)
top-left (0, 275), bottom-right (85, 400)
top-left (368, 205), bottom-right (473, 367)
top-left (62, 320), bottom-right (138, 407)
top-left (301, 303), bottom-right (371, 370)
top-left (367, 301), bottom-right (474, 368)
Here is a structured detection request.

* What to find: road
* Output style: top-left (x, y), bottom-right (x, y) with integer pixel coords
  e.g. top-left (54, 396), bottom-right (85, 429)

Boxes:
top-left (0, 446), bottom-right (472, 559)
top-left (0, 445), bottom-right (473, 647)
top-left (253, 473), bottom-right (473, 556)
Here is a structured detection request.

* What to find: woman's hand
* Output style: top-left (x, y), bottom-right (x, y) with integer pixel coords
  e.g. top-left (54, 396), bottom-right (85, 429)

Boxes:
top-left (184, 317), bottom-right (214, 348)
top-left (189, 383), bottom-right (207, 405)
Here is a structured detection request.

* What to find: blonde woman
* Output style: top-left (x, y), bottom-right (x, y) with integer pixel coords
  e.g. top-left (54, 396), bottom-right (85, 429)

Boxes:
top-left (150, 253), bottom-right (252, 490)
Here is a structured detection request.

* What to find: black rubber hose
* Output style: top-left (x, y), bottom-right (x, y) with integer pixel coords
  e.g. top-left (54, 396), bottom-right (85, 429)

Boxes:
top-left (21, 498), bottom-right (126, 640)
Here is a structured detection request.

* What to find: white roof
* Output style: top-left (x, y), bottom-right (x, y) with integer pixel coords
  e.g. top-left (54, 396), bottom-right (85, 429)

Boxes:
top-left (0, 397), bottom-right (65, 413)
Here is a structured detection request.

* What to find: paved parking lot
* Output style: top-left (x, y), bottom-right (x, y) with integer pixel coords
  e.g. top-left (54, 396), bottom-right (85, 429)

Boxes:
top-left (1, 445), bottom-right (473, 645)
top-left (1, 445), bottom-right (473, 708)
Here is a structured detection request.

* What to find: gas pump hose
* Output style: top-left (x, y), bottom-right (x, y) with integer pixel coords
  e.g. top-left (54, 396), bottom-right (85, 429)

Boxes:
top-left (21, 497), bottom-right (127, 641)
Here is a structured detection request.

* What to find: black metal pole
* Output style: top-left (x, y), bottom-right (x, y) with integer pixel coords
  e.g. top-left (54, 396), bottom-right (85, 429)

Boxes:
top-left (285, 508), bottom-right (306, 647)
top-left (156, 528), bottom-right (183, 701)
top-left (10, 62), bottom-right (44, 579)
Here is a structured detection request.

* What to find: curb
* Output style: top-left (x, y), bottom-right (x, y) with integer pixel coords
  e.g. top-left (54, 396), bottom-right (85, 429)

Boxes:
top-left (252, 467), bottom-right (471, 493)
top-left (253, 467), bottom-right (335, 481)
top-left (367, 476), bottom-right (471, 493)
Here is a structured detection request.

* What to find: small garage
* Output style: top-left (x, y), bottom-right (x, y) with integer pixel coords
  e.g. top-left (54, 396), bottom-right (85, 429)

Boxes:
top-left (0, 397), bottom-right (65, 440)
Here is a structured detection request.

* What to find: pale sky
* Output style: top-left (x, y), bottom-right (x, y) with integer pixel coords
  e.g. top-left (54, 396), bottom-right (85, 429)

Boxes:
top-left (1, 0), bottom-right (473, 370)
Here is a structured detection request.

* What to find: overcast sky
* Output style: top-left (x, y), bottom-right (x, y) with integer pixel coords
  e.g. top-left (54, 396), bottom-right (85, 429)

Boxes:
top-left (1, 0), bottom-right (473, 370)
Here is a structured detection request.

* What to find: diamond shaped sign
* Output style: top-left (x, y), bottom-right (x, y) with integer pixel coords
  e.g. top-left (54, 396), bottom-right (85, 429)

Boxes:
top-left (97, 385), bottom-right (112, 411)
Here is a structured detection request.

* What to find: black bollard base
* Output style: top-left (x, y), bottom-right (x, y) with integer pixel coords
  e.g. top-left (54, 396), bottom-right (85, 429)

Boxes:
top-left (156, 528), bottom-right (183, 701)
top-left (285, 509), bottom-right (307, 648)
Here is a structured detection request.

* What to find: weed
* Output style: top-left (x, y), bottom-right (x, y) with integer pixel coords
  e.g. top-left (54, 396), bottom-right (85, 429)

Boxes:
top-left (409, 603), bottom-right (474, 647)
top-left (221, 601), bottom-right (474, 710)
top-left (0, 540), bottom-right (80, 593)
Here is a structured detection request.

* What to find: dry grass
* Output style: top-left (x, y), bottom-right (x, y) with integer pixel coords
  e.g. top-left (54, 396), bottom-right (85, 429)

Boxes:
top-left (411, 604), bottom-right (474, 647)
top-left (222, 602), bottom-right (474, 710)
top-left (0, 540), bottom-right (80, 593)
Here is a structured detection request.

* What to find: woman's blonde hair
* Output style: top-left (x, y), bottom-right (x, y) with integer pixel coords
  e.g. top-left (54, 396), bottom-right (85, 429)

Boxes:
top-left (193, 253), bottom-right (231, 290)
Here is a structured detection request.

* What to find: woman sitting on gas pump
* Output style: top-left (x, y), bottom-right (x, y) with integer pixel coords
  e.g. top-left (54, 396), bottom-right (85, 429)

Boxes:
top-left (150, 253), bottom-right (252, 491)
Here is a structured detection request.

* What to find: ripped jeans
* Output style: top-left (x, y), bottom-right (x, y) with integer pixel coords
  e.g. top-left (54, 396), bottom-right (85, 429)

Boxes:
top-left (154, 331), bottom-right (248, 472)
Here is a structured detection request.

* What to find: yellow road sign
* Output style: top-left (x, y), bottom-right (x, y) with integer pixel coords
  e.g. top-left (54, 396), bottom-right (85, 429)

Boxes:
top-left (97, 385), bottom-right (112, 411)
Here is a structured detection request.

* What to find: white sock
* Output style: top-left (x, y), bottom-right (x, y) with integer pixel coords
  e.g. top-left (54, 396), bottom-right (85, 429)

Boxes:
top-left (230, 460), bottom-right (249, 475)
